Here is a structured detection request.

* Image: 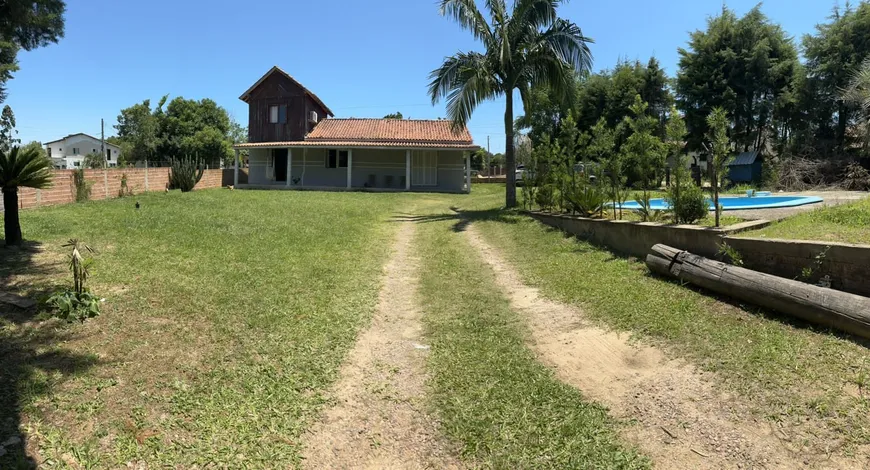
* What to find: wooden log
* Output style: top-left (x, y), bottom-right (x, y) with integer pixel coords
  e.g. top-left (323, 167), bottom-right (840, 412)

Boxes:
top-left (646, 244), bottom-right (870, 340)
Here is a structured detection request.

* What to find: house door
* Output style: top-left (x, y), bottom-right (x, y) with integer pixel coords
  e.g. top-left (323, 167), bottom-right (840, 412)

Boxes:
top-left (411, 151), bottom-right (438, 186)
top-left (273, 148), bottom-right (288, 182)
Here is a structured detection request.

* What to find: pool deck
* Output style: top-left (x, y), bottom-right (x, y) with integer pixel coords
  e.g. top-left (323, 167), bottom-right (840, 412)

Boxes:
top-left (727, 190), bottom-right (868, 221)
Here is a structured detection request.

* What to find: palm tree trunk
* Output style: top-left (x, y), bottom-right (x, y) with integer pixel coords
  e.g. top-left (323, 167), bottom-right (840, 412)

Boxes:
top-left (505, 92), bottom-right (517, 208)
top-left (3, 187), bottom-right (22, 246)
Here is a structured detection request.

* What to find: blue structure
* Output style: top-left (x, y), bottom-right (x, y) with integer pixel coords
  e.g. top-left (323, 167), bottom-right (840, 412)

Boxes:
top-left (727, 151), bottom-right (763, 183)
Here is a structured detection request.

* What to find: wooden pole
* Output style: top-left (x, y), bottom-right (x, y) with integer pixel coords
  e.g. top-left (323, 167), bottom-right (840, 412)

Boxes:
top-left (646, 244), bottom-right (870, 340)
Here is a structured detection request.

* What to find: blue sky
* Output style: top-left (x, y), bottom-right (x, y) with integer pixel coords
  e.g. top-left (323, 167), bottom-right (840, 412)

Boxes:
top-left (6, 0), bottom-right (836, 153)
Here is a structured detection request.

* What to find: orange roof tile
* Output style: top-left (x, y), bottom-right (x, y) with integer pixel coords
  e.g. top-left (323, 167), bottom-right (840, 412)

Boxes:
top-left (234, 118), bottom-right (478, 150)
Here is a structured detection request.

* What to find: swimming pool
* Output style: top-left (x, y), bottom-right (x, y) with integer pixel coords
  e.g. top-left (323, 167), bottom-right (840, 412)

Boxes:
top-left (618, 195), bottom-right (823, 211)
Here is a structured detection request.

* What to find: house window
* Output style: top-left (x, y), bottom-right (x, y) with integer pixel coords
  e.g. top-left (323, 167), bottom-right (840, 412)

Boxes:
top-left (106, 148), bottom-right (112, 161)
top-left (73, 161), bottom-right (80, 167)
top-left (269, 105), bottom-right (287, 124)
top-left (73, 148), bottom-right (79, 155)
top-left (326, 149), bottom-right (349, 168)
top-left (47, 147), bottom-right (52, 157)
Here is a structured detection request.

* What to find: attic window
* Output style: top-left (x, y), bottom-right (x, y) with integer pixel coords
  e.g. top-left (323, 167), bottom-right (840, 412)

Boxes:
top-left (269, 105), bottom-right (287, 124)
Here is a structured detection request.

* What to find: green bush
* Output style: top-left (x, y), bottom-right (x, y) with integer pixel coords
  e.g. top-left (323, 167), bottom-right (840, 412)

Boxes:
top-left (535, 184), bottom-right (556, 211)
top-left (666, 183), bottom-right (709, 224)
top-left (566, 184), bottom-right (606, 218)
top-left (169, 156), bottom-right (205, 192)
top-left (73, 168), bottom-right (92, 202)
top-left (633, 192), bottom-right (666, 222)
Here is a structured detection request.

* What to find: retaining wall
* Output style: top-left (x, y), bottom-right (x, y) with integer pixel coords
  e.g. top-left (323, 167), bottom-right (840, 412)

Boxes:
top-left (3, 168), bottom-right (239, 211)
top-left (525, 211), bottom-right (870, 298)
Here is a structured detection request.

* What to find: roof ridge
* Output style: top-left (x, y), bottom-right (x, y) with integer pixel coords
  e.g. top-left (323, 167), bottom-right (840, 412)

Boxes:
top-left (325, 118), bottom-right (454, 123)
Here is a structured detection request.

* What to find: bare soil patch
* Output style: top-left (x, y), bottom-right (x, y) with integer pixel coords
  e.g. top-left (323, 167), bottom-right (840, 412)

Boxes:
top-left (464, 223), bottom-right (864, 469)
top-left (302, 219), bottom-right (463, 469)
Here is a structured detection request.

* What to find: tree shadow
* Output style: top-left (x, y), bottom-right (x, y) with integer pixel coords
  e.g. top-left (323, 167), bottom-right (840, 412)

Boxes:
top-left (390, 207), bottom-right (521, 233)
top-left (0, 242), bottom-right (100, 467)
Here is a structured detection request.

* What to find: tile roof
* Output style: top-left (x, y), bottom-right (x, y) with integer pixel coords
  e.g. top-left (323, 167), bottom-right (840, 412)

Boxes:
top-left (234, 118), bottom-right (478, 150)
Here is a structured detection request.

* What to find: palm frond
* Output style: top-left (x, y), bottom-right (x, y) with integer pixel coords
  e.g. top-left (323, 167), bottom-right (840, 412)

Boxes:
top-left (439, 0), bottom-right (495, 49)
top-left (0, 145), bottom-right (53, 190)
top-left (429, 52), bottom-right (501, 129)
top-left (532, 19), bottom-right (593, 74)
top-left (511, 0), bottom-right (559, 31)
top-left (841, 58), bottom-right (870, 113)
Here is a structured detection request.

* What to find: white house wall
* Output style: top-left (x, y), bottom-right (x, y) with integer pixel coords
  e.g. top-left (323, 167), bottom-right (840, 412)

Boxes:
top-left (245, 147), bottom-right (467, 192)
top-left (46, 134), bottom-right (121, 167)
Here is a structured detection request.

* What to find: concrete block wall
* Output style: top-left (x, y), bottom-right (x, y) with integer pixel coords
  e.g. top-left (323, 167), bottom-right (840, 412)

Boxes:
top-left (8, 168), bottom-right (235, 211)
top-left (526, 211), bottom-right (870, 298)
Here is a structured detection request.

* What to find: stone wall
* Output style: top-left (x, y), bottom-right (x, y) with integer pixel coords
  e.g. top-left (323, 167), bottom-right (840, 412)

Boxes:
top-left (5, 168), bottom-right (238, 211)
top-left (526, 211), bottom-right (870, 298)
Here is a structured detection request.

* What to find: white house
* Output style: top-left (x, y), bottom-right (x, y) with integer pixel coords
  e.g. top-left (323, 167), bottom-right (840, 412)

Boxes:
top-left (45, 133), bottom-right (122, 169)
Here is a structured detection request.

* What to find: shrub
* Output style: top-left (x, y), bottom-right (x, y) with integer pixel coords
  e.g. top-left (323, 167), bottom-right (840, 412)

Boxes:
top-left (169, 156), bottom-right (205, 192)
top-left (535, 184), bottom-right (556, 211)
top-left (46, 239), bottom-right (102, 323)
top-left (633, 192), bottom-right (665, 222)
top-left (118, 173), bottom-right (134, 198)
top-left (566, 184), bottom-right (606, 218)
top-left (666, 183), bottom-right (708, 224)
top-left (73, 168), bottom-right (92, 202)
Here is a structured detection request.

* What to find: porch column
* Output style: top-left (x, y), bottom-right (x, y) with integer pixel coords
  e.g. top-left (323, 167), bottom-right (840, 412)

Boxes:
top-left (405, 150), bottom-right (411, 190)
top-left (464, 151), bottom-right (471, 194)
top-left (347, 149), bottom-right (353, 189)
top-left (233, 149), bottom-right (239, 186)
top-left (302, 148), bottom-right (306, 186)
top-left (287, 147), bottom-right (293, 188)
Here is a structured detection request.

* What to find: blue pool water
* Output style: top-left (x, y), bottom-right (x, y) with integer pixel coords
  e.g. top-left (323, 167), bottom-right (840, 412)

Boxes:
top-left (619, 195), bottom-right (823, 211)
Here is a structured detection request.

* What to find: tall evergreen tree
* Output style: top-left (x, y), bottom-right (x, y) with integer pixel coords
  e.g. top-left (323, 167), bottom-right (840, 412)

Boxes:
top-left (676, 6), bottom-right (801, 152)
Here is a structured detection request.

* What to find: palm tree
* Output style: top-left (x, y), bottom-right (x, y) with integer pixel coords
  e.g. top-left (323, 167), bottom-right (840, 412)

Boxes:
top-left (429, 0), bottom-right (593, 207)
top-left (841, 58), bottom-right (870, 151)
top-left (1, 146), bottom-right (53, 246)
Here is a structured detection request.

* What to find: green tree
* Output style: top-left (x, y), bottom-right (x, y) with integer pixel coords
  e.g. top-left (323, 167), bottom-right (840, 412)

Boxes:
top-left (622, 95), bottom-right (665, 200)
top-left (1, 146), bottom-right (53, 246)
top-left (383, 112), bottom-right (404, 119)
top-left (803, 2), bottom-right (870, 154)
top-left (676, 5), bottom-right (801, 152)
top-left (0, 0), bottom-right (65, 103)
top-left (83, 152), bottom-right (104, 169)
top-left (664, 105), bottom-right (688, 220)
top-left (705, 107), bottom-right (731, 228)
top-left (116, 96), bottom-right (235, 167)
top-left (841, 58), bottom-right (870, 153)
top-left (0, 105), bottom-right (19, 152)
top-left (429, 0), bottom-right (593, 207)
top-left (20, 140), bottom-right (46, 160)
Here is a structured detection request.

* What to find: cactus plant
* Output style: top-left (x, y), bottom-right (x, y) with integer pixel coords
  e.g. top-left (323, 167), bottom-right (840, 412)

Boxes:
top-left (169, 156), bottom-right (205, 192)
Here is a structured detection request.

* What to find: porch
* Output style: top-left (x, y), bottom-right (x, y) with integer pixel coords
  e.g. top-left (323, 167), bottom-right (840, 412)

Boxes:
top-left (233, 146), bottom-right (472, 194)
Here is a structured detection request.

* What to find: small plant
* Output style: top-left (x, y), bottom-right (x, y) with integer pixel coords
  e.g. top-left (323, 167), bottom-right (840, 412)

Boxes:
top-left (73, 168), bottom-right (92, 202)
top-left (118, 173), bottom-right (134, 198)
top-left (168, 156), bottom-right (205, 192)
top-left (799, 245), bottom-right (831, 282)
top-left (666, 182), bottom-right (708, 224)
top-left (633, 192), bottom-right (665, 222)
top-left (716, 242), bottom-right (744, 267)
top-left (566, 183), bottom-right (606, 218)
top-left (535, 184), bottom-right (556, 211)
top-left (46, 239), bottom-right (102, 323)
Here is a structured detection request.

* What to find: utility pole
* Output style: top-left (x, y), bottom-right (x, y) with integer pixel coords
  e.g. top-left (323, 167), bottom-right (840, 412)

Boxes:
top-left (100, 118), bottom-right (106, 169)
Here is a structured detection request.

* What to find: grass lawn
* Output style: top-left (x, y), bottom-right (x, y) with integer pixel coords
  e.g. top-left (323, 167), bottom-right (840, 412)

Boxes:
top-left (414, 197), bottom-right (648, 469)
top-left (739, 196), bottom-right (870, 244)
top-left (462, 185), bottom-right (870, 454)
top-left (0, 189), bottom-right (409, 467)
